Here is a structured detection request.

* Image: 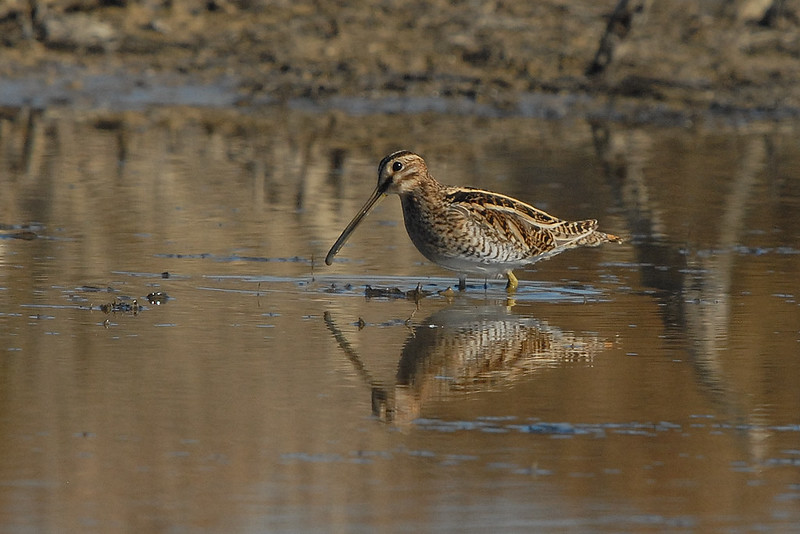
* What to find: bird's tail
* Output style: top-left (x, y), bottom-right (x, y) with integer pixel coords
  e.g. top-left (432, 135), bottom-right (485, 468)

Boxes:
top-left (576, 230), bottom-right (624, 247)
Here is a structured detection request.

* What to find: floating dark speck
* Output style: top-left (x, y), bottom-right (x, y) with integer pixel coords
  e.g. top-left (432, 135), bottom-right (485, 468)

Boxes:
top-left (147, 291), bottom-right (169, 305)
top-left (10, 231), bottom-right (38, 240)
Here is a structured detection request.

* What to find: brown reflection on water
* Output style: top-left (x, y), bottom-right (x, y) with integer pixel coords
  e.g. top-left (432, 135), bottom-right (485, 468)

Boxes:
top-left (325, 305), bottom-right (608, 425)
top-left (592, 121), bottom-right (800, 452)
top-left (1, 107), bottom-right (799, 531)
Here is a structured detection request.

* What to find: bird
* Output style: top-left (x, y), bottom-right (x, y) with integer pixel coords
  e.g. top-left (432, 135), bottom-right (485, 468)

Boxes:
top-left (325, 150), bottom-right (622, 291)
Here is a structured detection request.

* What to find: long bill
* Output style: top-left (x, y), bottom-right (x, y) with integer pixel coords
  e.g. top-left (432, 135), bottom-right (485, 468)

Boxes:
top-left (325, 186), bottom-right (387, 265)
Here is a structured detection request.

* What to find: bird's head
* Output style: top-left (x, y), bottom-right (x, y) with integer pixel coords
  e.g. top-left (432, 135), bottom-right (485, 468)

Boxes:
top-left (376, 150), bottom-right (430, 195)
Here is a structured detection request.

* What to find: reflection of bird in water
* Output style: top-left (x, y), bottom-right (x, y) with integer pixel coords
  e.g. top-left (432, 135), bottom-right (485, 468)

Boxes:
top-left (324, 306), bottom-right (608, 424)
top-left (325, 151), bottom-right (622, 291)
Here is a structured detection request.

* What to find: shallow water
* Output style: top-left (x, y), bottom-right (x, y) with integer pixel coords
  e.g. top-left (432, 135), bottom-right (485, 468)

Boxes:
top-left (1, 107), bottom-right (799, 532)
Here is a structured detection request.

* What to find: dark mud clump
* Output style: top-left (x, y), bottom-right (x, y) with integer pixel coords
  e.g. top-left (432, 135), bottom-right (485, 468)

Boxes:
top-left (98, 297), bottom-right (141, 315)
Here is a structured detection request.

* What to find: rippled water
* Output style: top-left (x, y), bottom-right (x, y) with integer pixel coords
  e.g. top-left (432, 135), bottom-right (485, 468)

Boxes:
top-left (1, 107), bottom-right (799, 532)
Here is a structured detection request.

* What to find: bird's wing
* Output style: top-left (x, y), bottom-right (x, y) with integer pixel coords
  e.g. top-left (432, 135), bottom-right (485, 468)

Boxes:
top-left (445, 187), bottom-right (599, 253)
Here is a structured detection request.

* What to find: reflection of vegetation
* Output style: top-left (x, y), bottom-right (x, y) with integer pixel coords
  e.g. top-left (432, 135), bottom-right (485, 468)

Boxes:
top-left (591, 121), bottom-right (795, 461)
top-left (325, 306), bottom-right (607, 424)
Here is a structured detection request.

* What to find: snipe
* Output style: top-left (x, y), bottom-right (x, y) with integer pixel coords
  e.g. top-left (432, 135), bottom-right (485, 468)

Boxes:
top-left (325, 150), bottom-right (622, 291)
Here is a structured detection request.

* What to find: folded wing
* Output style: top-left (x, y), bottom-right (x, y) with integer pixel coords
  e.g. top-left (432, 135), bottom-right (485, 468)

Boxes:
top-left (446, 187), bottom-right (618, 263)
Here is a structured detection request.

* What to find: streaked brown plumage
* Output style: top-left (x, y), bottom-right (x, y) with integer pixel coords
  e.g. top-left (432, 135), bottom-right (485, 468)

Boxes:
top-left (325, 150), bottom-right (622, 291)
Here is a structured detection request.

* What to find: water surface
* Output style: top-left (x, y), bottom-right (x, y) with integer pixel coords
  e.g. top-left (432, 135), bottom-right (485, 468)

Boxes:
top-left (1, 107), bottom-right (799, 532)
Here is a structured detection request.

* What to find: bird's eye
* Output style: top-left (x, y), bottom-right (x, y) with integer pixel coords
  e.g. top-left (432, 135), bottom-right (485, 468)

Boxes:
top-left (392, 161), bottom-right (403, 172)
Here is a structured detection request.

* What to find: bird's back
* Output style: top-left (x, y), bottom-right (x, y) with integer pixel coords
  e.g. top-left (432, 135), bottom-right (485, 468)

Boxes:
top-left (442, 187), bottom-right (620, 266)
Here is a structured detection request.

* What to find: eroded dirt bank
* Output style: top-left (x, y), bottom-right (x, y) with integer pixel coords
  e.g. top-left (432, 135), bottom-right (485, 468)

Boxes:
top-left (1, 1), bottom-right (799, 120)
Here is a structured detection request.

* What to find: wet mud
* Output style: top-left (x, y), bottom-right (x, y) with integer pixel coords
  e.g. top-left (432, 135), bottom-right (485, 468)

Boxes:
top-left (1, 1), bottom-right (800, 120)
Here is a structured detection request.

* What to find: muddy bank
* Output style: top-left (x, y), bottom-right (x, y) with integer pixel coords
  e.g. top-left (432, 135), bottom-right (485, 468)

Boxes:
top-left (1, 1), bottom-right (799, 120)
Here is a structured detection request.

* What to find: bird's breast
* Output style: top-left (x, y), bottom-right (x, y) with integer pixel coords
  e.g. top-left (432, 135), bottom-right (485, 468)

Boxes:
top-left (399, 194), bottom-right (532, 274)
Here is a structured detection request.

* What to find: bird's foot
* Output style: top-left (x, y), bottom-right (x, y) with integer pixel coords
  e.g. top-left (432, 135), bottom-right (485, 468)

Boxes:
top-left (505, 272), bottom-right (518, 293)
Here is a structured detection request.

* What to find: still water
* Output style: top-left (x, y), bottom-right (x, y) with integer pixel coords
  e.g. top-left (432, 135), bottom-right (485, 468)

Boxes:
top-left (1, 107), bottom-right (799, 532)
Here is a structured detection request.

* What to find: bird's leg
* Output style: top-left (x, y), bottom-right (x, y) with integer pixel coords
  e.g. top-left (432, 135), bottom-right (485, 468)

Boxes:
top-left (505, 271), bottom-right (518, 292)
top-left (457, 275), bottom-right (466, 291)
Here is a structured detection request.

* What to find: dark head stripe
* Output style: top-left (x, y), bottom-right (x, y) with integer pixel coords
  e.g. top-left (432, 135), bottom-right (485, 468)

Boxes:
top-left (378, 150), bottom-right (417, 174)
